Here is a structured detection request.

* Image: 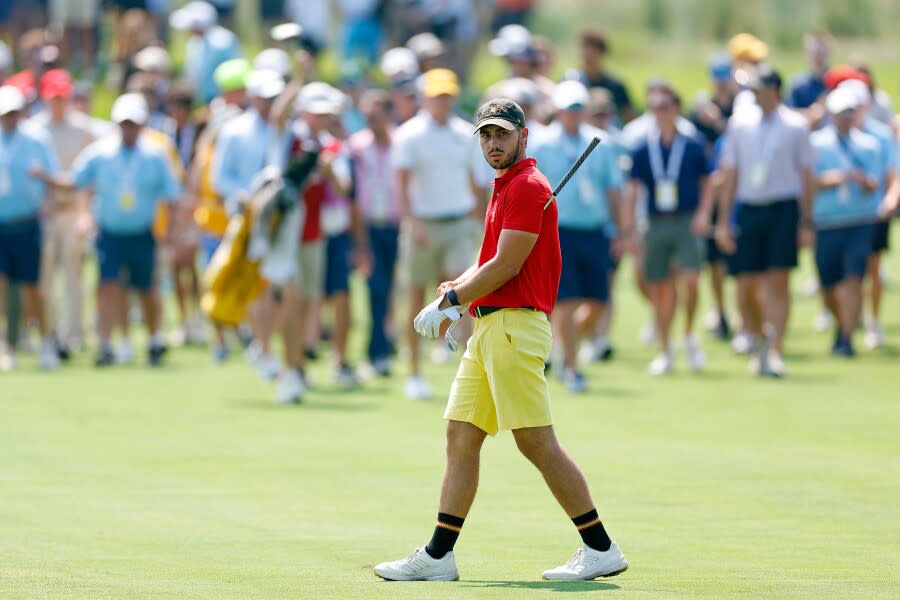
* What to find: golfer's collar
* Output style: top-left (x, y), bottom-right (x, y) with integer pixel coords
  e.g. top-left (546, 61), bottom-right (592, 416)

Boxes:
top-left (496, 157), bottom-right (536, 184)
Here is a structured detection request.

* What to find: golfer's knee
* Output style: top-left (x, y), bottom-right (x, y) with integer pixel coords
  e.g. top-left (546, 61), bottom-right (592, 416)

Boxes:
top-left (445, 422), bottom-right (484, 457)
top-left (514, 429), bottom-right (560, 466)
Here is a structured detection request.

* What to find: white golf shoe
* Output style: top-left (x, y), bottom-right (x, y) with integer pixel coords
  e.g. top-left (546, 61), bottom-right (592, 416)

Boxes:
top-left (374, 547), bottom-right (459, 581)
top-left (39, 339), bottom-right (59, 371)
top-left (274, 370), bottom-right (305, 404)
top-left (647, 351), bottom-right (673, 376)
top-left (684, 334), bottom-right (706, 372)
top-left (542, 542), bottom-right (628, 581)
top-left (405, 376), bottom-right (433, 401)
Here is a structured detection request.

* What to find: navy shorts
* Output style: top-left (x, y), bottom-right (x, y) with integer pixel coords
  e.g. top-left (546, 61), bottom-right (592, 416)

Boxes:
top-left (731, 199), bottom-right (799, 275)
top-left (871, 219), bottom-right (891, 253)
top-left (324, 232), bottom-right (353, 297)
top-left (97, 230), bottom-right (156, 291)
top-left (557, 227), bottom-right (610, 302)
top-left (0, 218), bottom-right (41, 285)
top-left (816, 224), bottom-right (873, 289)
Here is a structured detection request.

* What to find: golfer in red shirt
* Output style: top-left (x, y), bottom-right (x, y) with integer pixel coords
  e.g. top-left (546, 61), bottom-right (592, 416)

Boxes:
top-left (374, 99), bottom-right (628, 582)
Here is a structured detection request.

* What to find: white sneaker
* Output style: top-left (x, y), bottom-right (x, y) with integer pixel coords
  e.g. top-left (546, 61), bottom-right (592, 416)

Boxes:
top-left (0, 349), bottom-right (15, 372)
top-left (244, 340), bottom-right (263, 364)
top-left (563, 368), bottom-right (588, 393)
top-left (864, 321), bottom-right (885, 349)
top-left (684, 334), bottom-right (706, 372)
top-left (731, 331), bottom-right (757, 355)
top-left (703, 311), bottom-right (721, 333)
top-left (405, 375), bottom-right (433, 401)
top-left (764, 350), bottom-right (786, 378)
top-left (542, 543), bottom-right (628, 581)
top-left (39, 339), bottom-right (60, 370)
top-left (374, 547), bottom-right (459, 581)
top-left (255, 353), bottom-right (282, 382)
top-left (186, 315), bottom-right (208, 344)
top-left (116, 340), bottom-right (135, 365)
top-left (335, 364), bottom-right (359, 389)
top-left (813, 309), bottom-right (834, 333)
top-left (648, 351), bottom-right (673, 376)
top-left (169, 326), bottom-right (187, 347)
top-left (801, 276), bottom-right (820, 298)
top-left (639, 322), bottom-right (656, 346)
top-left (274, 369), bottom-right (305, 404)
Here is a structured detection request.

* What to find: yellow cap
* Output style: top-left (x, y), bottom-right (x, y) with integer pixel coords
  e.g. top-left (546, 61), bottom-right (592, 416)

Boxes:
top-left (422, 68), bottom-right (460, 98)
top-left (728, 33), bottom-right (768, 63)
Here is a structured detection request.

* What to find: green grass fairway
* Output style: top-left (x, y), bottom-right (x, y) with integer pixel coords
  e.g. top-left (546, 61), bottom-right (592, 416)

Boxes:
top-left (2, 247), bottom-right (900, 599)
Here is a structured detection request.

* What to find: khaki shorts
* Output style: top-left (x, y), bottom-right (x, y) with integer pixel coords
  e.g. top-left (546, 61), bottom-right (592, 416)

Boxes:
top-left (643, 215), bottom-right (704, 282)
top-left (404, 217), bottom-right (479, 287)
top-left (444, 309), bottom-right (553, 437)
top-left (293, 240), bottom-right (325, 299)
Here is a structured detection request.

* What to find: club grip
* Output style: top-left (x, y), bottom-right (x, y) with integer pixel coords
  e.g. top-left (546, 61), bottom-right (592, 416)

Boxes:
top-left (552, 136), bottom-right (601, 197)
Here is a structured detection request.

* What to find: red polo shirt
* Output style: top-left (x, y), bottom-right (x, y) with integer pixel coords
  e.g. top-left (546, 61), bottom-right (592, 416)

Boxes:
top-left (470, 158), bottom-right (562, 315)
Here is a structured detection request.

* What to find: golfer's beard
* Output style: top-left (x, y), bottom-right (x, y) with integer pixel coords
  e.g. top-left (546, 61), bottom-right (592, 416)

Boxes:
top-left (490, 140), bottom-right (521, 169)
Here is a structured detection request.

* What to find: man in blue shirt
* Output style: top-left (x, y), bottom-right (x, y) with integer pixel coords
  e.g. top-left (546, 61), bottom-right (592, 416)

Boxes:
top-left (624, 84), bottom-right (713, 376)
top-left (170, 1), bottom-right (242, 105)
top-left (37, 94), bottom-right (181, 367)
top-left (810, 87), bottom-right (882, 357)
top-left (0, 85), bottom-right (61, 372)
top-left (531, 80), bottom-right (622, 393)
top-left (787, 33), bottom-right (830, 126)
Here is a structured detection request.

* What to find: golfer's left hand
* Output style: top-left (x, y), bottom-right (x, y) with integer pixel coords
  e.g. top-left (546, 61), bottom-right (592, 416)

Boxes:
top-left (414, 296), bottom-right (462, 338)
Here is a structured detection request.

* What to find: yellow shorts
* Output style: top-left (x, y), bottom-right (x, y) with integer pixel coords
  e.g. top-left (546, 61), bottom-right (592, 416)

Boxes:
top-left (444, 309), bottom-right (553, 436)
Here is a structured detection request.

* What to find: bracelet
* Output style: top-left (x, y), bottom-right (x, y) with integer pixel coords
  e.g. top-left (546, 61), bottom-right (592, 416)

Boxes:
top-left (446, 289), bottom-right (460, 307)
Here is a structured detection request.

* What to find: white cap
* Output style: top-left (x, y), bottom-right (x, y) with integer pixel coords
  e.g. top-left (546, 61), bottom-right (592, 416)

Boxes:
top-left (253, 48), bottom-right (291, 78)
top-left (111, 93), bottom-right (149, 125)
top-left (246, 69), bottom-right (285, 99)
top-left (380, 47), bottom-right (419, 80)
top-left (826, 86), bottom-right (860, 115)
top-left (270, 22), bottom-right (302, 42)
top-left (296, 81), bottom-right (344, 115)
top-left (0, 85), bottom-right (25, 116)
top-left (0, 41), bottom-right (12, 73)
top-left (489, 25), bottom-right (533, 59)
top-left (170, 1), bottom-right (217, 31)
top-left (406, 32), bottom-right (444, 60)
top-left (836, 79), bottom-right (871, 107)
top-left (552, 80), bottom-right (590, 111)
top-left (133, 46), bottom-right (171, 73)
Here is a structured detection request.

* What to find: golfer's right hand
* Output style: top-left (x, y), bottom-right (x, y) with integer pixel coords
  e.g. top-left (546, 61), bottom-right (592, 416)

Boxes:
top-left (436, 280), bottom-right (457, 296)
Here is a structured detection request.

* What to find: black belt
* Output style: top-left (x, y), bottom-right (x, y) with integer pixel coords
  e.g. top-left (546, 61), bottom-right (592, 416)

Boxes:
top-left (474, 305), bottom-right (536, 318)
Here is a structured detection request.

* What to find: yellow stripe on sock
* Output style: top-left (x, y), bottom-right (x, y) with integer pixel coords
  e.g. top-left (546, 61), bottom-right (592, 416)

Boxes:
top-left (436, 521), bottom-right (463, 533)
top-left (576, 518), bottom-right (602, 531)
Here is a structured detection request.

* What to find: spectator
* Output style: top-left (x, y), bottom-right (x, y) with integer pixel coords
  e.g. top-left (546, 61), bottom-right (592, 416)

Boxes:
top-left (837, 79), bottom-right (896, 349)
top-left (109, 8), bottom-right (156, 91)
top-left (489, 25), bottom-right (554, 120)
top-left (0, 85), bottom-right (60, 372)
top-left (406, 32), bottom-right (445, 74)
top-left (392, 68), bottom-right (483, 400)
top-left (852, 62), bottom-right (895, 126)
top-left (339, 0), bottom-right (385, 65)
top-left (31, 69), bottom-right (97, 357)
top-left (39, 93), bottom-right (181, 367)
top-left (810, 87), bottom-right (882, 357)
top-left (715, 66), bottom-right (815, 378)
top-left (491, 0), bottom-right (535, 33)
top-left (566, 29), bottom-right (635, 124)
top-left (623, 84), bottom-right (712, 375)
top-left (349, 89), bottom-right (399, 376)
top-left (48, 0), bottom-right (100, 72)
top-left (170, 0), bottom-right (242, 105)
top-left (690, 55), bottom-right (737, 148)
top-left (379, 47), bottom-right (420, 125)
top-left (531, 81), bottom-right (623, 392)
top-left (164, 83), bottom-right (206, 345)
top-left (788, 32), bottom-right (831, 126)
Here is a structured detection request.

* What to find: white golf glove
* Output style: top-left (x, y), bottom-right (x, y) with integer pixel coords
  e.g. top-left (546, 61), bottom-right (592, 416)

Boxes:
top-left (413, 296), bottom-right (462, 338)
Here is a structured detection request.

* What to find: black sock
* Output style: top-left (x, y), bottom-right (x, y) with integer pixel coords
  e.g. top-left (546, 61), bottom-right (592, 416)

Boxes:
top-left (572, 509), bottom-right (612, 552)
top-left (425, 513), bottom-right (465, 559)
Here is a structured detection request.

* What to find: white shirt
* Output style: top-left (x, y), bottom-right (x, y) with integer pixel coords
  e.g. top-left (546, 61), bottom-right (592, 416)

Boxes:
top-left (392, 111), bottom-right (482, 219)
top-left (720, 104), bottom-right (813, 204)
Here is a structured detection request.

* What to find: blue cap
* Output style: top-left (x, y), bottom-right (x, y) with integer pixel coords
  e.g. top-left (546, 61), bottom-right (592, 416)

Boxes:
top-left (709, 54), bottom-right (732, 82)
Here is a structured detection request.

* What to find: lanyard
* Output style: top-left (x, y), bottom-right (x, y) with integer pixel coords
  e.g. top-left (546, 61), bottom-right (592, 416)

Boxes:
top-left (117, 145), bottom-right (142, 192)
top-left (648, 132), bottom-right (686, 182)
top-left (835, 134), bottom-right (865, 171)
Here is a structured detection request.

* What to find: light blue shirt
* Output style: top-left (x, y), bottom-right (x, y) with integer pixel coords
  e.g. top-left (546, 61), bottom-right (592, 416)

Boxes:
top-left (811, 126), bottom-right (882, 228)
top-left (530, 123), bottom-right (623, 230)
top-left (211, 109), bottom-right (277, 214)
top-left (184, 26), bottom-right (242, 104)
top-left (0, 123), bottom-right (59, 223)
top-left (72, 137), bottom-right (181, 234)
top-left (861, 117), bottom-right (896, 198)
